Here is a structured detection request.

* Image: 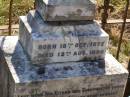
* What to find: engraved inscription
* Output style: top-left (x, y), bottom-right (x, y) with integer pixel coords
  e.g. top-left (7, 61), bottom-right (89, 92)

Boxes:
top-left (38, 42), bottom-right (105, 50)
top-left (15, 85), bottom-right (124, 97)
top-left (37, 42), bottom-right (105, 58)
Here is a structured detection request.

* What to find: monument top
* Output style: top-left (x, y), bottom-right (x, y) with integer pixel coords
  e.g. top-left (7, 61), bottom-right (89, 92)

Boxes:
top-left (42, 0), bottom-right (96, 5)
top-left (35, 0), bottom-right (96, 21)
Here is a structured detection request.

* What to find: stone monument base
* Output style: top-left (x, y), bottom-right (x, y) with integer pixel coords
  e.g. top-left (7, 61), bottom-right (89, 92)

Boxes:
top-left (0, 36), bottom-right (128, 97)
top-left (19, 10), bottom-right (109, 64)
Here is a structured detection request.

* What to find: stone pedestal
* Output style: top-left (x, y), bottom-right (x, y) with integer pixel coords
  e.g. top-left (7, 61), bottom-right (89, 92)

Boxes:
top-left (19, 11), bottom-right (109, 64)
top-left (0, 0), bottom-right (128, 97)
top-left (35, 0), bottom-right (96, 21)
top-left (0, 36), bottom-right (128, 97)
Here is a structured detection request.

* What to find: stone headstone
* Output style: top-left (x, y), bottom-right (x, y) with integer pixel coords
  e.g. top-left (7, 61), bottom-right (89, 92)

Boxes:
top-left (35, 0), bottom-right (96, 21)
top-left (19, 11), bottom-right (109, 64)
top-left (0, 36), bottom-right (128, 97)
top-left (0, 0), bottom-right (128, 97)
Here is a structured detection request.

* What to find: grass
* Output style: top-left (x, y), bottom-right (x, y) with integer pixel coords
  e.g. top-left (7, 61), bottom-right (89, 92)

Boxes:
top-left (108, 24), bottom-right (130, 65)
top-left (109, 45), bottom-right (129, 68)
top-left (97, 0), bottom-right (127, 19)
top-left (0, 0), bottom-right (33, 25)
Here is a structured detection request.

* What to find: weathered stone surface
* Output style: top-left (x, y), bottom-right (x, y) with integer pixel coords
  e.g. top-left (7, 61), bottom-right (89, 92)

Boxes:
top-left (19, 11), bottom-right (109, 64)
top-left (35, 0), bottom-right (96, 21)
top-left (0, 36), bottom-right (128, 97)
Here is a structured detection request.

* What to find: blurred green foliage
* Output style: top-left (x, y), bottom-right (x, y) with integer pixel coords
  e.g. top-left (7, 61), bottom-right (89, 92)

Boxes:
top-left (0, 0), bottom-right (33, 25)
top-left (97, 0), bottom-right (127, 19)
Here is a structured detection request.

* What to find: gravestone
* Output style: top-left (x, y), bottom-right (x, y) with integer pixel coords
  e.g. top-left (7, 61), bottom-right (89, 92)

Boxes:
top-left (0, 36), bottom-right (128, 97)
top-left (0, 0), bottom-right (128, 97)
top-left (19, 10), bottom-right (109, 64)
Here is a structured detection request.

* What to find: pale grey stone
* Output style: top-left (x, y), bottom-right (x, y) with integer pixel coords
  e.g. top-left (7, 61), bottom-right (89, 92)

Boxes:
top-left (0, 36), bottom-right (128, 97)
top-left (35, 0), bottom-right (96, 21)
top-left (19, 11), bottom-right (109, 64)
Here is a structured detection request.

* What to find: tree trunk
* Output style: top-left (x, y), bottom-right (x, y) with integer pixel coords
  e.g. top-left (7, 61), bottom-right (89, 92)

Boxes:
top-left (116, 0), bottom-right (129, 60)
top-left (101, 0), bottom-right (110, 30)
top-left (8, 0), bottom-right (13, 36)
